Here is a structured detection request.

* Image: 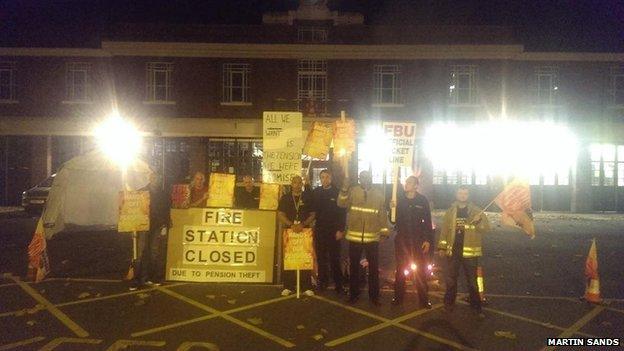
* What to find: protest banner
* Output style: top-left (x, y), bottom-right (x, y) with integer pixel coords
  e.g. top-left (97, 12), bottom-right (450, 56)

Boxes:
top-left (206, 173), bottom-right (235, 208)
top-left (382, 122), bottom-right (417, 222)
top-left (117, 190), bottom-right (150, 232)
top-left (283, 228), bottom-right (314, 271)
top-left (303, 121), bottom-right (333, 160)
top-left (166, 208), bottom-right (276, 283)
top-left (171, 184), bottom-right (191, 209)
top-left (262, 111), bottom-right (303, 184)
top-left (259, 183), bottom-right (280, 210)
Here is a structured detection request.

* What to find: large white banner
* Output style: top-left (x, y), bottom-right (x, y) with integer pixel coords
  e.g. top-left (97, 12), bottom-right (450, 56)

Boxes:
top-left (262, 111), bottom-right (303, 184)
top-left (383, 122), bottom-right (417, 168)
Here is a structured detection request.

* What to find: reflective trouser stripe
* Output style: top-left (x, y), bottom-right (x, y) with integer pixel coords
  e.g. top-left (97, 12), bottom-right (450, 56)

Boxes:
top-left (346, 231), bottom-right (379, 243)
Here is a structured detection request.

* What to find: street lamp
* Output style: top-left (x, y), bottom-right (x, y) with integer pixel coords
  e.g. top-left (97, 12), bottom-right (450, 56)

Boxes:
top-left (94, 112), bottom-right (142, 168)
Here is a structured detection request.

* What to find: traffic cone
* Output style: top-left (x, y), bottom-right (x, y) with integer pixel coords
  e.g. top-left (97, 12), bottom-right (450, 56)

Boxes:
top-left (583, 239), bottom-right (602, 304)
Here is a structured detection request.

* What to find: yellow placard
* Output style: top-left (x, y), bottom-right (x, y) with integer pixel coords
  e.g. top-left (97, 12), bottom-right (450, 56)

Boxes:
top-left (303, 121), bottom-right (333, 160)
top-left (283, 228), bottom-right (314, 270)
top-left (166, 208), bottom-right (276, 283)
top-left (333, 118), bottom-right (356, 155)
top-left (117, 190), bottom-right (150, 232)
top-left (259, 183), bottom-right (280, 210)
top-left (206, 173), bottom-right (235, 208)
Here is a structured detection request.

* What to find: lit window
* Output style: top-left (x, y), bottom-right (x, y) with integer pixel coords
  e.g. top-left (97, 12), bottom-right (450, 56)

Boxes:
top-left (373, 65), bottom-right (402, 106)
top-left (446, 170), bottom-right (459, 185)
top-left (557, 170), bottom-right (569, 186)
top-left (0, 62), bottom-right (17, 102)
top-left (222, 63), bottom-right (250, 104)
top-left (65, 62), bottom-right (91, 102)
top-left (543, 172), bottom-right (556, 186)
top-left (590, 143), bottom-right (618, 187)
top-left (298, 60), bottom-right (327, 116)
top-left (474, 172), bottom-right (488, 185)
top-left (146, 62), bottom-right (173, 103)
top-left (433, 169), bottom-right (445, 185)
top-left (449, 65), bottom-right (477, 105)
top-left (609, 65), bottom-right (624, 106)
top-left (297, 27), bottom-right (328, 43)
top-left (535, 66), bottom-right (559, 105)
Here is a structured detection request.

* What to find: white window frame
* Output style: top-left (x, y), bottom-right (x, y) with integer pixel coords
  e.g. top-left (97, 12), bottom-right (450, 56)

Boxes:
top-left (609, 65), bottom-right (624, 107)
top-left (63, 62), bottom-right (91, 103)
top-left (221, 63), bottom-right (251, 105)
top-left (297, 60), bottom-right (328, 114)
top-left (590, 143), bottom-right (619, 187)
top-left (297, 27), bottom-right (328, 43)
top-left (0, 62), bottom-right (17, 103)
top-left (373, 64), bottom-right (403, 107)
top-left (449, 65), bottom-right (478, 106)
top-left (535, 66), bottom-right (559, 106)
top-left (145, 62), bottom-right (174, 104)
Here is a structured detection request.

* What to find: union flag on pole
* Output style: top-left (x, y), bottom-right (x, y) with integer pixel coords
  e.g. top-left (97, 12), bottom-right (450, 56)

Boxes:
top-left (27, 217), bottom-right (50, 282)
top-left (495, 180), bottom-right (536, 238)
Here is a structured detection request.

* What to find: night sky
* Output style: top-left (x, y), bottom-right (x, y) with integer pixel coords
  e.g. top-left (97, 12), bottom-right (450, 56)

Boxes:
top-left (0, 0), bottom-right (622, 51)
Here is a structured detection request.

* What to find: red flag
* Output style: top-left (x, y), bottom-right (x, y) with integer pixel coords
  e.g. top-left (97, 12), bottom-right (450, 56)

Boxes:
top-left (27, 217), bottom-right (50, 282)
top-left (495, 180), bottom-right (535, 238)
top-left (585, 239), bottom-right (599, 280)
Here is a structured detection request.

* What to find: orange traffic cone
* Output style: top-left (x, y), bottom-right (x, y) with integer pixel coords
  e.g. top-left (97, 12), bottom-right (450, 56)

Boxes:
top-left (583, 239), bottom-right (602, 304)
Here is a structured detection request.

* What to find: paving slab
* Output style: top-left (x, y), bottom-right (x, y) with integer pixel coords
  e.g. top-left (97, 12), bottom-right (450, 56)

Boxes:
top-left (166, 283), bottom-right (283, 311)
top-left (59, 289), bottom-right (208, 339)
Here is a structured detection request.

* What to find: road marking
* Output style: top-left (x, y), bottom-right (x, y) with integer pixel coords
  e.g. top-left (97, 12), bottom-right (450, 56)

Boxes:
top-left (482, 293), bottom-right (578, 302)
top-left (177, 341), bottom-right (220, 350)
top-left (55, 282), bottom-right (187, 307)
top-left (542, 305), bottom-right (605, 351)
top-left (0, 336), bottom-right (45, 350)
top-left (46, 277), bottom-right (124, 283)
top-left (314, 295), bottom-right (475, 350)
top-left (8, 275), bottom-right (89, 337)
top-left (131, 294), bottom-right (294, 337)
top-left (0, 282), bottom-right (17, 288)
top-left (105, 339), bottom-right (166, 350)
top-left (39, 337), bottom-right (102, 351)
top-left (156, 286), bottom-right (296, 348)
top-left (324, 303), bottom-right (443, 347)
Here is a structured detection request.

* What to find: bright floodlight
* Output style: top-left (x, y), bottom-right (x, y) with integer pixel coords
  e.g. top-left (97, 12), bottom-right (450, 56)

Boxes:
top-left (94, 114), bottom-right (142, 167)
top-left (424, 121), bottom-right (578, 179)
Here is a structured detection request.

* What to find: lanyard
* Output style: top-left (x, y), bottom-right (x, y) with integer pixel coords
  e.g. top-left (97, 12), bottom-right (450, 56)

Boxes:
top-left (292, 193), bottom-right (302, 221)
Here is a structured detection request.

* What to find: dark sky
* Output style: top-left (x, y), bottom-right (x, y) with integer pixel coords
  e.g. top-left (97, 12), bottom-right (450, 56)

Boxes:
top-left (0, 0), bottom-right (622, 51)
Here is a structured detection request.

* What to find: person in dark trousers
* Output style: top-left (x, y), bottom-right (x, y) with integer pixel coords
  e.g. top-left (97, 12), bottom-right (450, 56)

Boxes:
top-left (130, 172), bottom-right (171, 290)
top-left (277, 175), bottom-right (315, 296)
top-left (338, 170), bottom-right (388, 305)
top-left (311, 169), bottom-right (346, 294)
top-left (437, 186), bottom-right (490, 318)
top-left (235, 175), bottom-right (260, 209)
top-left (391, 175), bottom-right (433, 308)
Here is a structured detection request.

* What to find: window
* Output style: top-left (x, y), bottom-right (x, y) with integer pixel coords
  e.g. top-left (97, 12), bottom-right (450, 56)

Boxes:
top-left (0, 62), bottom-right (16, 102)
top-left (590, 143), bottom-right (622, 186)
top-left (297, 27), bottom-right (328, 43)
top-left (222, 63), bottom-right (250, 105)
top-left (535, 66), bottom-right (559, 105)
top-left (65, 62), bottom-right (91, 102)
top-left (298, 60), bottom-right (327, 116)
top-left (146, 62), bottom-right (174, 103)
top-left (208, 139), bottom-right (263, 180)
top-left (432, 169), bottom-right (445, 185)
top-left (449, 65), bottom-right (477, 105)
top-left (609, 65), bottom-right (624, 106)
top-left (373, 65), bottom-right (402, 106)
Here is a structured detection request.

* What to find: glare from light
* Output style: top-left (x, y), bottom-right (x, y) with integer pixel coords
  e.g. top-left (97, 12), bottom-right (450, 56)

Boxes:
top-left (423, 121), bottom-right (577, 179)
top-left (410, 263), bottom-right (417, 271)
top-left (94, 113), bottom-right (142, 167)
top-left (427, 264), bottom-right (433, 271)
top-left (403, 269), bottom-right (410, 276)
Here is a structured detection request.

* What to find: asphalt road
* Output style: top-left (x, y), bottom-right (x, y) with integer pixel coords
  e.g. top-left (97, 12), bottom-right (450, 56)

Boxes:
top-left (1, 212), bottom-right (623, 350)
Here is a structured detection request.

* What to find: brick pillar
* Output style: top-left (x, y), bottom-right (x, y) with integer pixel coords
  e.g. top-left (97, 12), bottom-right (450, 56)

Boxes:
top-left (572, 143), bottom-right (591, 213)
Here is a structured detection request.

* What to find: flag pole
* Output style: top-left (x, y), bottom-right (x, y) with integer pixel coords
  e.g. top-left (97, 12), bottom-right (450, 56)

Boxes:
top-left (470, 193), bottom-right (500, 224)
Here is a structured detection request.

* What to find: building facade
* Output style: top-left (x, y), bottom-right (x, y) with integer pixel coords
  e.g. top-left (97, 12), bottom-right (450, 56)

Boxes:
top-left (1, 2), bottom-right (623, 211)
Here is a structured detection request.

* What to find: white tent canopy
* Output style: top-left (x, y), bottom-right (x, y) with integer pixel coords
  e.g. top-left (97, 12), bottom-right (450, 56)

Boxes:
top-left (42, 150), bottom-right (152, 238)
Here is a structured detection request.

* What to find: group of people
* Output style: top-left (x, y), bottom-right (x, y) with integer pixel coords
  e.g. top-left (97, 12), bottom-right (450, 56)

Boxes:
top-left (276, 168), bottom-right (490, 317)
top-left (132, 168), bottom-right (491, 317)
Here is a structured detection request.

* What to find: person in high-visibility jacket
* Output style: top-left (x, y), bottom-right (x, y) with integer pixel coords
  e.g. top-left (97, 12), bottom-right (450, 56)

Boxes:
top-left (437, 185), bottom-right (490, 317)
top-left (338, 170), bottom-right (389, 305)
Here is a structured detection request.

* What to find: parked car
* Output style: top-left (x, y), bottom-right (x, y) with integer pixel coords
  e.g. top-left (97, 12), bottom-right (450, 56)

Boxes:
top-left (21, 174), bottom-right (55, 214)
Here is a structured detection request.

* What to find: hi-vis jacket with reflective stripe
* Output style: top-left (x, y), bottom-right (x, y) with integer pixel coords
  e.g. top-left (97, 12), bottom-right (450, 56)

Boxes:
top-left (337, 184), bottom-right (388, 243)
top-left (438, 202), bottom-right (490, 258)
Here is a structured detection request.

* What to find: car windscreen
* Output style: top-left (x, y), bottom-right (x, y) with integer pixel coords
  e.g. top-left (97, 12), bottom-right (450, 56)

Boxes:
top-left (39, 175), bottom-right (55, 188)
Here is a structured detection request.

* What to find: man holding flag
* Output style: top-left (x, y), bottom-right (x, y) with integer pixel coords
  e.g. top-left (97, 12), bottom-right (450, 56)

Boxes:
top-left (438, 186), bottom-right (490, 317)
top-left (495, 179), bottom-right (535, 238)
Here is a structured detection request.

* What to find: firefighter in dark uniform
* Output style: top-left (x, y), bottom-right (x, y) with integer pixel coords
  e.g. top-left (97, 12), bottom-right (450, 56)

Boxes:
top-left (235, 175), bottom-right (260, 209)
top-left (391, 175), bottom-right (433, 308)
top-left (311, 169), bottom-right (346, 294)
